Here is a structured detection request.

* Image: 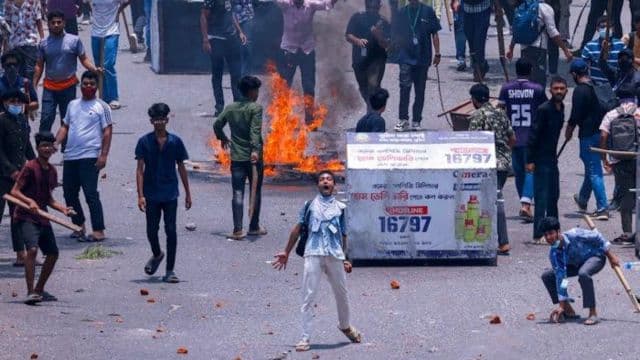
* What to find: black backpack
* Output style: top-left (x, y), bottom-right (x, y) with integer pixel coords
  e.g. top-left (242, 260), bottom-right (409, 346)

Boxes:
top-left (610, 105), bottom-right (639, 156)
top-left (295, 201), bottom-right (346, 257)
top-left (590, 82), bottom-right (619, 115)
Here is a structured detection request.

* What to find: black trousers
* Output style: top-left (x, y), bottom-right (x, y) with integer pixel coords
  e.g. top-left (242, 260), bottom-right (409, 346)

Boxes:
top-left (145, 199), bottom-right (177, 272)
top-left (353, 57), bottom-right (386, 110)
top-left (63, 158), bottom-right (105, 231)
top-left (613, 160), bottom-right (636, 234)
top-left (398, 64), bottom-right (429, 123)
top-left (277, 50), bottom-right (316, 124)
top-left (208, 37), bottom-right (242, 113)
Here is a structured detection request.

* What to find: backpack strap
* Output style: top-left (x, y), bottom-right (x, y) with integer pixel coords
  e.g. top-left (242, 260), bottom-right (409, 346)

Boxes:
top-left (303, 200), bottom-right (312, 225)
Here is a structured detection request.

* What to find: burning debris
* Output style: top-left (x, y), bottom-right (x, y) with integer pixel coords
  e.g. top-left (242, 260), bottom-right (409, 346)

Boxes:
top-left (210, 66), bottom-right (344, 177)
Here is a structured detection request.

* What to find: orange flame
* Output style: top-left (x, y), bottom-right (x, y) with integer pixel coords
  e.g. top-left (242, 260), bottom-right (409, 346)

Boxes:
top-left (210, 62), bottom-right (344, 176)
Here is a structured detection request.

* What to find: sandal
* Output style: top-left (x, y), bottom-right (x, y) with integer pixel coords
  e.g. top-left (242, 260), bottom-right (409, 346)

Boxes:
top-left (247, 228), bottom-right (268, 236)
top-left (584, 315), bottom-right (599, 325)
top-left (144, 252), bottom-right (165, 275)
top-left (295, 339), bottom-right (310, 352)
top-left (162, 271), bottom-right (180, 283)
top-left (24, 293), bottom-right (42, 305)
top-left (86, 235), bottom-right (106, 242)
top-left (612, 234), bottom-right (633, 245)
top-left (339, 326), bottom-right (362, 343)
top-left (229, 230), bottom-right (246, 240)
top-left (70, 230), bottom-right (85, 239)
top-left (39, 291), bottom-right (58, 302)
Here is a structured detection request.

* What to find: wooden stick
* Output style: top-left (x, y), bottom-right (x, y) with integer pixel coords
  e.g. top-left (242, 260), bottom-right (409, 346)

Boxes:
top-left (248, 164), bottom-right (258, 220)
top-left (98, 37), bottom-right (105, 99)
top-left (3, 194), bottom-right (82, 233)
top-left (583, 215), bottom-right (640, 313)
top-left (590, 146), bottom-right (638, 158)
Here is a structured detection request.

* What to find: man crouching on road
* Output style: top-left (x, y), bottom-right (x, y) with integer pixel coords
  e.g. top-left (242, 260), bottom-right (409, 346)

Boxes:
top-left (272, 170), bottom-right (362, 352)
top-left (540, 216), bottom-right (620, 325)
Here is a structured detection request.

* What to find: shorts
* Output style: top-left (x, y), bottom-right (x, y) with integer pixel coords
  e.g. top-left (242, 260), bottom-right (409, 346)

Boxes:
top-left (16, 221), bottom-right (58, 256)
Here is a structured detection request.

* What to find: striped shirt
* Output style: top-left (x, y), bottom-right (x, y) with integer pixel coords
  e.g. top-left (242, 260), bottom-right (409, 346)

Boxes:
top-left (462, 0), bottom-right (490, 13)
top-left (582, 38), bottom-right (624, 85)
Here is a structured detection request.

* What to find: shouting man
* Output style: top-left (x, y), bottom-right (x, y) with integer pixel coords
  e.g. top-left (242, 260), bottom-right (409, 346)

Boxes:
top-left (272, 170), bottom-right (362, 352)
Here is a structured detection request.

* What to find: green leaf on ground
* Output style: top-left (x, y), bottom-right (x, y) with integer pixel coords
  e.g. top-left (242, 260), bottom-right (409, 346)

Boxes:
top-left (75, 245), bottom-right (122, 260)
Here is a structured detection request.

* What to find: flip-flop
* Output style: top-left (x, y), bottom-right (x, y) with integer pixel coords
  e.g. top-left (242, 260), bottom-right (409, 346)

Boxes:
top-left (24, 293), bottom-right (42, 305)
top-left (39, 291), bottom-right (58, 302)
top-left (144, 252), bottom-right (164, 275)
top-left (162, 272), bottom-right (180, 283)
top-left (584, 315), bottom-right (599, 325)
top-left (86, 235), bottom-right (106, 242)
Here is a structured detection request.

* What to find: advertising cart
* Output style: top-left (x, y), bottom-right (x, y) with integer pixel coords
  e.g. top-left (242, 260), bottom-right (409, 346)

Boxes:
top-left (346, 131), bottom-right (498, 263)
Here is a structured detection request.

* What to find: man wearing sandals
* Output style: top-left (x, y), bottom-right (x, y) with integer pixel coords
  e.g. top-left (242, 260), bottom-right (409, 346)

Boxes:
top-left (136, 103), bottom-right (192, 283)
top-left (10, 131), bottom-right (73, 305)
top-left (55, 70), bottom-right (112, 242)
top-left (540, 216), bottom-right (621, 325)
top-left (272, 170), bottom-right (362, 352)
top-left (213, 75), bottom-right (266, 240)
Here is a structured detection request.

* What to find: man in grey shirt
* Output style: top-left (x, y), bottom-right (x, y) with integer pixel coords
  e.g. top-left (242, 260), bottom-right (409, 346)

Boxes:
top-left (34, 9), bottom-right (101, 133)
top-left (507, 0), bottom-right (572, 87)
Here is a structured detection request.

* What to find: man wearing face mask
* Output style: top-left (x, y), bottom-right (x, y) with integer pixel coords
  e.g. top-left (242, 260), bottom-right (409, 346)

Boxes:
top-left (345, 0), bottom-right (390, 110)
top-left (0, 52), bottom-right (39, 114)
top-left (33, 10), bottom-right (100, 133)
top-left (599, 48), bottom-right (640, 92)
top-left (540, 216), bottom-right (620, 325)
top-left (581, 16), bottom-right (624, 86)
top-left (0, 90), bottom-right (35, 266)
top-left (55, 70), bottom-right (112, 242)
top-left (527, 76), bottom-right (567, 241)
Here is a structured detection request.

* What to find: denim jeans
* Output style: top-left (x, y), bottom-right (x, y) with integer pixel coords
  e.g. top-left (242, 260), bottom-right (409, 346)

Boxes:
top-left (231, 161), bottom-right (263, 232)
top-left (511, 146), bottom-right (534, 204)
top-left (39, 86), bottom-right (76, 132)
top-left (144, 0), bottom-right (152, 49)
top-left (463, 8), bottom-right (490, 71)
top-left (91, 35), bottom-right (120, 104)
top-left (240, 20), bottom-right (254, 77)
top-left (277, 49), bottom-right (316, 123)
top-left (353, 57), bottom-right (386, 110)
top-left (63, 158), bottom-right (105, 231)
top-left (497, 170), bottom-right (509, 246)
top-left (534, 161), bottom-right (560, 238)
top-left (145, 199), bottom-right (178, 272)
top-left (453, 11), bottom-right (466, 62)
top-left (398, 64), bottom-right (429, 123)
top-left (577, 134), bottom-right (608, 212)
top-left (209, 37), bottom-right (242, 113)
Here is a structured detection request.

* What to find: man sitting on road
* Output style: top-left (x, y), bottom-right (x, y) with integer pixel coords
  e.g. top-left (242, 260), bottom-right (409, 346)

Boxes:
top-left (540, 216), bottom-right (620, 326)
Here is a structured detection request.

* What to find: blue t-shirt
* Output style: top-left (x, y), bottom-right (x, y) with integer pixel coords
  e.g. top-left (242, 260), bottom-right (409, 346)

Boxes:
top-left (135, 132), bottom-right (189, 203)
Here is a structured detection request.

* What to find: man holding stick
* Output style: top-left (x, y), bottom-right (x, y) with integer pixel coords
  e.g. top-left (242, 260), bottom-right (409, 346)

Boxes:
top-left (540, 216), bottom-right (620, 325)
top-left (213, 75), bottom-right (265, 240)
top-left (11, 131), bottom-right (73, 305)
top-left (0, 90), bottom-right (35, 266)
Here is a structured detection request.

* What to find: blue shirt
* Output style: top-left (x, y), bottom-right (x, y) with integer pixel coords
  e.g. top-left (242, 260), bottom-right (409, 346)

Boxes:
top-left (135, 132), bottom-right (189, 203)
top-left (549, 228), bottom-right (610, 301)
top-left (582, 38), bottom-right (624, 85)
top-left (298, 198), bottom-right (347, 260)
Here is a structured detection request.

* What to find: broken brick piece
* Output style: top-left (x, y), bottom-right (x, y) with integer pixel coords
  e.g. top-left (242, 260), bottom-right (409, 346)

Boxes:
top-left (177, 347), bottom-right (188, 354)
top-left (390, 280), bottom-right (400, 290)
top-left (526, 313), bottom-right (536, 321)
top-left (30, 354), bottom-right (38, 359)
top-left (147, 298), bottom-right (156, 303)
top-left (489, 315), bottom-right (502, 324)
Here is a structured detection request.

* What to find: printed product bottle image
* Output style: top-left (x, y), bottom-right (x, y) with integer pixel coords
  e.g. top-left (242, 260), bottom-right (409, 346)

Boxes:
top-left (475, 211), bottom-right (491, 242)
top-left (464, 195), bottom-right (480, 242)
top-left (455, 204), bottom-right (466, 240)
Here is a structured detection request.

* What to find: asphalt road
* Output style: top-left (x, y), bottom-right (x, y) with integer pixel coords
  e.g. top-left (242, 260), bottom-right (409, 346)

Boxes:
top-left (2, 4), bottom-right (640, 360)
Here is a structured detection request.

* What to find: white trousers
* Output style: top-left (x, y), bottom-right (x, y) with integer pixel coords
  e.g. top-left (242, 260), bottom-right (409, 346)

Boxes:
top-left (301, 255), bottom-right (351, 341)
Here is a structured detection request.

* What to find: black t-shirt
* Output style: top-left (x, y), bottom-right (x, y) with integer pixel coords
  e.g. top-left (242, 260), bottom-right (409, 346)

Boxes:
top-left (355, 112), bottom-right (386, 132)
top-left (203, 0), bottom-right (235, 37)
top-left (392, 3), bottom-right (441, 65)
top-left (568, 82), bottom-right (602, 138)
top-left (346, 12), bottom-right (390, 66)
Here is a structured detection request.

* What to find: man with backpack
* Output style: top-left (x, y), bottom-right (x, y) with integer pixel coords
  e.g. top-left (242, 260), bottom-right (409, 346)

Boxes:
top-left (499, 58), bottom-right (547, 222)
top-left (599, 84), bottom-right (640, 244)
top-left (272, 170), bottom-right (362, 352)
top-left (506, 0), bottom-right (573, 87)
top-left (565, 59), bottom-right (609, 220)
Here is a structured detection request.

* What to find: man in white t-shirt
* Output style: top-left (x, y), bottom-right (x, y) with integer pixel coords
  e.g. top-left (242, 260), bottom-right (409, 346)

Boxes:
top-left (91, 0), bottom-right (131, 110)
top-left (55, 70), bottom-right (113, 242)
